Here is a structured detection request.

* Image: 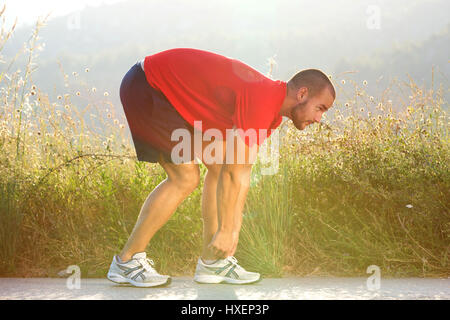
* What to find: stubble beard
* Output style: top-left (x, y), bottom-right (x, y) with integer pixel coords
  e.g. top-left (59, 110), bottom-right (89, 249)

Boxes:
top-left (291, 101), bottom-right (309, 130)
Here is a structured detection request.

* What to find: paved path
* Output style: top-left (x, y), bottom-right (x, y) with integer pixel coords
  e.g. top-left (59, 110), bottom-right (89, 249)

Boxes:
top-left (0, 277), bottom-right (449, 300)
top-left (0, 277), bottom-right (450, 300)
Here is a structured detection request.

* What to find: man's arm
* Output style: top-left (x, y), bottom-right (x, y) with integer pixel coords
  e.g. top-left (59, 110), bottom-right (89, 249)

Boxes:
top-left (229, 166), bottom-right (251, 256)
top-left (208, 132), bottom-right (258, 258)
top-left (216, 163), bottom-right (252, 232)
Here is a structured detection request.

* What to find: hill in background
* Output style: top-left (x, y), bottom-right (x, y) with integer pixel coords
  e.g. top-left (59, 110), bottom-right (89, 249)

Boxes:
top-left (2, 0), bottom-right (449, 114)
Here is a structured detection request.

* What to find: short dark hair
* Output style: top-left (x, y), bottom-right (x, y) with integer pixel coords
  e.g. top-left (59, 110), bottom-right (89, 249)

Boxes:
top-left (288, 69), bottom-right (335, 99)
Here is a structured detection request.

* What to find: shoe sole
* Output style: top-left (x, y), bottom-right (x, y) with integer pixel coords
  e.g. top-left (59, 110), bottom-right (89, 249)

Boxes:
top-left (107, 273), bottom-right (172, 288)
top-left (194, 274), bottom-right (261, 285)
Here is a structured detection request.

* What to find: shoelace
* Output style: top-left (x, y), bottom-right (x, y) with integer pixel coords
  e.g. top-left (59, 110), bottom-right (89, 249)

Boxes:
top-left (137, 257), bottom-right (157, 274)
top-left (227, 256), bottom-right (244, 271)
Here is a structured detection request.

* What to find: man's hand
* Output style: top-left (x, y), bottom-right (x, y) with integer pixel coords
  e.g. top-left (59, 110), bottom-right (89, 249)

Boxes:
top-left (207, 230), bottom-right (237, 258)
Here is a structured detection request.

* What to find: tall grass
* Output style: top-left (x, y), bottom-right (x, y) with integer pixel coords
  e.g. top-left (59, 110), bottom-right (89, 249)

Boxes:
top-left (0, 12), bottom-right (448, 277)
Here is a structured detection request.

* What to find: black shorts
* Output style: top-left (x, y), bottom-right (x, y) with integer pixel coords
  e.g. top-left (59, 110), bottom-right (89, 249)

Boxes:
top-left (119, 62), bottom-right (195, 163)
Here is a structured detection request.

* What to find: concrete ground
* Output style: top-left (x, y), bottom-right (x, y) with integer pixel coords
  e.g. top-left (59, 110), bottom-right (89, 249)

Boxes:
top-left (0, 277), bottom-right (449, 300)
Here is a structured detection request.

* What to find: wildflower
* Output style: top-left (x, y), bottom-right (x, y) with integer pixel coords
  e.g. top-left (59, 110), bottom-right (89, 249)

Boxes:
top-left (119, 124), bottom-right (125, 129)
top-left (114, 119), bottom-right (119, 125)
top-left (363, 80), bottom-right (368, 86)
top-left (31, 85), bottom-right (37, 90)
top-left (37, 131), bottom-right (41, 136)
top-left (57, 95), bottom-right (62, 100)
top-left (369, 96), bottom-right (374, 102)
top-left (104, 91), bottom-right (109, 97)
top-left (72, 71), bottom-right (78, 76)
top-left (328, 75), bottom-right (332, 79)
top-left (360, 107), bottom-right (364, 112)
top-left (76, 91), bottom-right (81, 96)
top-left (341, 79), bottom-right (346, 85)
top-left (92, 87), bottom-right (97, 93)
top-left (345, 102), bottom-right (350, 107)
top-left (30, 90), bottom-right (36, 95)
top-left (85, 68), bottom-right (90, 73)
top-left (107, 114), bottom-right (112, 118)
top-left (64, 105), bottom-right (70, 111)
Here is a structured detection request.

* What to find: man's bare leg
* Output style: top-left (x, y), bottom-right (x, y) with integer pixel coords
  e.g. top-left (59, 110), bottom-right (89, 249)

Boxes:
top-left (119, 154), bottom-right (200, 262)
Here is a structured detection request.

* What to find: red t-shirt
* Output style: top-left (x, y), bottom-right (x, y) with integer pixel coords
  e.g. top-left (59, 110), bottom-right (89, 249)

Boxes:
top-left (143, 48), bottom-right (286, 146)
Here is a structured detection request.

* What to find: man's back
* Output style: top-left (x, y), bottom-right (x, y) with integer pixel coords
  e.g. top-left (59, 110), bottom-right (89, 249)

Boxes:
top-left (143, 48), bottom-right (286, 146)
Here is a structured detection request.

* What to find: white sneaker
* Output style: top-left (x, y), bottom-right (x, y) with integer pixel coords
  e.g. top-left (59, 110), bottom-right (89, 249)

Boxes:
top-left (107, 252), bottom-right (171, 287)
top-left (194, 256), bottom-right (261, 284)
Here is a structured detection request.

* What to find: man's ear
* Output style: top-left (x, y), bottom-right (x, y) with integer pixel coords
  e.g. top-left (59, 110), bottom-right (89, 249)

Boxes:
top-left (297, 87), bottom-right (308, 102)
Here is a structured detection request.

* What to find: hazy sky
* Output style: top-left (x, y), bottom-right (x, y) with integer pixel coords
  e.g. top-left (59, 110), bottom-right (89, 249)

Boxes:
top-left (2, 0), bottom-right (125, 27)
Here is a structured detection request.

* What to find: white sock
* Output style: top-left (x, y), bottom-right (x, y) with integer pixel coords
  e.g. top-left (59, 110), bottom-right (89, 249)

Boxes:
top-left (202, 258), bottom-right (218, 265)
top-left (116, 255), bottom-right (129, 264)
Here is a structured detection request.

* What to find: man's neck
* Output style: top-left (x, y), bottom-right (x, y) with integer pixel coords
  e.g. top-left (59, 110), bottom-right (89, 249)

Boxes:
top-left (278, 84), bottom-right (294, 119)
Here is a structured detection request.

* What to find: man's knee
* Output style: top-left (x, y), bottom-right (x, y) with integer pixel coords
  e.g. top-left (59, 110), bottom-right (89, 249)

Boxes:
top-left (204, 163), bottom-right (222, 179)
top-left (167, 166), bottom-right (200, 194)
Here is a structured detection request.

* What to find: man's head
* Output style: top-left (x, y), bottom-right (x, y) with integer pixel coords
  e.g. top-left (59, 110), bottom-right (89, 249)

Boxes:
top-left (281, 69), bottom-right (335, 130)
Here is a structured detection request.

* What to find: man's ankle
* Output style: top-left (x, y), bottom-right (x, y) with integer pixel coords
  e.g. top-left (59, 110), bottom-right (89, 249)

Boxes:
top-left (201, 251), bottom-right (217, 261)
top-left (117, 254), bottom-right (131, 264)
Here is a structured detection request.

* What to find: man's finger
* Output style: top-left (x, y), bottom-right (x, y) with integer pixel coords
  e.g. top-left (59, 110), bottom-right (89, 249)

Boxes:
top-left (208, 245), bottom-right (218, 254)
top-left (216, 249), bottom-right (225, 258)
top-left (207, 243), bottom-right (218, 251)
top-left (212, 246), bottom-right (224, 257)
